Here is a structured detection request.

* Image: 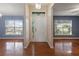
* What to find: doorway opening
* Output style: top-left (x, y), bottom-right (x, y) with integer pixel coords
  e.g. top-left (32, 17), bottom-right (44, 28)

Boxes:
top-left (32, 12), bottom-right (47, 42)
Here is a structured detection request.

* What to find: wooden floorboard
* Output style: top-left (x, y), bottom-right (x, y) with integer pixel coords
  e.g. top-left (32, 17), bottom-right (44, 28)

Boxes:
top-left (0, 39), bottom-right (79, 56)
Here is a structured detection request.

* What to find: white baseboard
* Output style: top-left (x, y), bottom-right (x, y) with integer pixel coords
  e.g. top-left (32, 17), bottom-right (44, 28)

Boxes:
top-left (48, 41), bottom-right (53, 49)
top-left (0, 37), bottom-right (24, 39)
top-left (54, 37), bottom-right (79, 39)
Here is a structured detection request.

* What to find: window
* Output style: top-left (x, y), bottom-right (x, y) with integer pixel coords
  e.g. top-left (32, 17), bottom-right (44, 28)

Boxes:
top-left (5, 20), bottom-right (23, 35)
top-left (54, 20), bottom-right (72, 35)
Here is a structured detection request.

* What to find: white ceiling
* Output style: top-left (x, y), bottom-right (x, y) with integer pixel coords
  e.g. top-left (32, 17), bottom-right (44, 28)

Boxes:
top-left (0, 3), bottom-right (52, 16)
top-left (53, 3), bottom-right (79, 16)
top-left (0, 3), bottom-right (51, 16)
top-left (0, 3), bottom-right (25, 16)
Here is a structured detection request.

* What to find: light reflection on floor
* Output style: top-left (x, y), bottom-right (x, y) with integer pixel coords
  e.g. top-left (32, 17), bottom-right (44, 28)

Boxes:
top-left (5, 42), bottom-right (23, 56)
top-left (55, 42), bottom-right (72, 56)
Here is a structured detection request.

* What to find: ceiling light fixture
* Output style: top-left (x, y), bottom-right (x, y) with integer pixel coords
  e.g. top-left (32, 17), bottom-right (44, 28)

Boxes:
top-left (0, 13), bottom-right (2, 17)
top-left (35, 4), bottom-right (41, 9)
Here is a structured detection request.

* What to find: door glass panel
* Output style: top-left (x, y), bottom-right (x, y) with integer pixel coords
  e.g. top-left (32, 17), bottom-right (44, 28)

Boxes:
top-left (5, 20), bottom-right (14, 27)
top-left (15, 20), bottom-right (23, 27)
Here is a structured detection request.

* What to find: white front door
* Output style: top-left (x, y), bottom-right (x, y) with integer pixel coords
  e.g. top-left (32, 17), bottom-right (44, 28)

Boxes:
top-left (32, 12), bottom-right (47, 42)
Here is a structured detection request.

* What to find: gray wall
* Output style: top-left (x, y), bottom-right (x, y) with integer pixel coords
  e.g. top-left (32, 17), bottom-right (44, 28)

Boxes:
top-left (0, 3), bottom-right (25, 16)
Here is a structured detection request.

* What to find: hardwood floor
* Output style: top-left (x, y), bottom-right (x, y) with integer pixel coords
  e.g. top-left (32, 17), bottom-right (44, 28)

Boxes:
top-left (1, 39), bottom-right (79, 56)
top-left (54, 39), bottom-right (79, 56)
top-left (24, 42), bottom-right (54, 56)
top-left (0, 39), bottom-right (54, 56)
top-left (0, 39), bottom-right (24, 56)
